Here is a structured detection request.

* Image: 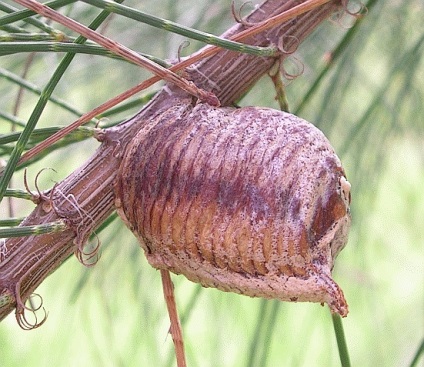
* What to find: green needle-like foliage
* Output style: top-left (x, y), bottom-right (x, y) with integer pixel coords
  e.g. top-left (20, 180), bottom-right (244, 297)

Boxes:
top-left (0, 220), bottom-right (66, 238)
top-left (0, 0), bottom-right (75, 33)
top-left (83, 0), bottom-right (279, 57)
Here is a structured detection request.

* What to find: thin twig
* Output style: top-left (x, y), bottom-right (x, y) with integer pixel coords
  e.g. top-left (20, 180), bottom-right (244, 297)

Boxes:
top-left (409, 337), bottom-right (424, 367)
top-left (13, 0), bottom-right (219, 105)
top-left (83, 0), bottom-right (278, 57)
top-left (160, 270), bottom-right (186, 367)
top-left (18, 76), bottom-right (158, 165)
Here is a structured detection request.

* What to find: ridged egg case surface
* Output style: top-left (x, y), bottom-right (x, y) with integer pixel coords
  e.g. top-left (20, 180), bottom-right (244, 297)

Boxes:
top-left (115, 103), bottom-right (351, 316)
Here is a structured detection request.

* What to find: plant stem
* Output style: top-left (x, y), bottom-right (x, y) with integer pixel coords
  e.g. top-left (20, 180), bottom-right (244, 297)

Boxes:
top-left (0, 218), bottom-right (25, 226)
top-left (294, 0), bottom-right (379, 115)
top-left (409, 337), bottom-right (424, 367)
top-left (247, 299), bottom-right (281, 367)
top-left (13, 0), bottom-right (219, 105)
top-left (3, 189), bottom-right (33, 200)
top-left (83, 0), bottom-right (278, 57)
top-left (0, 0), bottom-right (75, 33)
top-left (332, 313), bottom-right (351, 367)
top-left (0, 67), bottom-right (93, 120)
top-left (161, 270), bottom-right (186, 367)
top-left (0, 41), bottom-right (171, 66)
top-left (0, 220), bottom-right (66, 238)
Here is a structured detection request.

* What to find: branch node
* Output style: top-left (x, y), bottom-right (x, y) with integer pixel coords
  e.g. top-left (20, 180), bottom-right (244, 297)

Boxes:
top-left (24, 168), bottom-right (56, 210)
top-left (50, 186), bottom-right (100, 266)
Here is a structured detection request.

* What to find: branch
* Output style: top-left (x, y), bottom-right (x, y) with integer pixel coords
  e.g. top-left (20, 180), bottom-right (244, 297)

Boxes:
top-left (0, 0), bottom-right (343, 326)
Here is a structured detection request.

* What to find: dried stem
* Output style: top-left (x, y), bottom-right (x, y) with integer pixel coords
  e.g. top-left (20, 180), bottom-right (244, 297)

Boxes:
top-left (14, 0), bottom-right (219, 105)
top-left (0, 0), bottom-right (343, 324)
top-left (161, 270), bottom-right (186, 367)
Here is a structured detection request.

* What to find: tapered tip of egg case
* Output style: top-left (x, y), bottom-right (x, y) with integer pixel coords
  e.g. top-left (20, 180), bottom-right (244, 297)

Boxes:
top-left (318, 271), bottom-right (349, 317)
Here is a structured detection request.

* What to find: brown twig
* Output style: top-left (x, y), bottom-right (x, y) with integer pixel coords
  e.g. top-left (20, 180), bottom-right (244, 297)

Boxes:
top-left (161, 270), bottom-right (186, 367)
top-left (14, 0), bottom-right (219, 106)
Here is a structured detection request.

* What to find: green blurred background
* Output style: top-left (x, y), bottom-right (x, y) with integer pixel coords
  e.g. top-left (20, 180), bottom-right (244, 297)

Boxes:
top-left (0, 0), bottom-right (423, 366)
